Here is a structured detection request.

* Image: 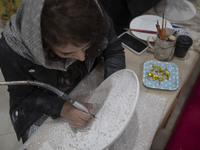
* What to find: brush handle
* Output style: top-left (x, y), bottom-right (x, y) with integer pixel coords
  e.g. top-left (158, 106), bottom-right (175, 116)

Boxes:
top-left (124, 28), bottom-right (157, 34)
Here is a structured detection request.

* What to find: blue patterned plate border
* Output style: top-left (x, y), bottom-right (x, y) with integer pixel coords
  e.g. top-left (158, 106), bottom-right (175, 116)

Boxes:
top-left (143, 60), bottom-right (179, 90)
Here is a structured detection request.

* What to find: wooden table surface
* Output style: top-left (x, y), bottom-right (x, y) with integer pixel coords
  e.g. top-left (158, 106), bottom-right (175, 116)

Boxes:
top-left (125, 47), bottom-right (199, 129)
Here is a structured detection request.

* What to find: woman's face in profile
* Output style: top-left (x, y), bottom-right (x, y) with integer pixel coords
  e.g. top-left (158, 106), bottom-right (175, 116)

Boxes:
top-left (52, 42), bottom-right (91, 61)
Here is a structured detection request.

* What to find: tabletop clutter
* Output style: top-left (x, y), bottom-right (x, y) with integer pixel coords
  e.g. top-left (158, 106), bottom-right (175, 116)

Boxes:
top-left (148, 14), bottom-right (193, 61)
top-left (127, 14), bottom-right (193, 91)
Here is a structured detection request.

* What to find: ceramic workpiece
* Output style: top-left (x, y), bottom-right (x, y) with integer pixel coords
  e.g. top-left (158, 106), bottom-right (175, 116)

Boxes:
top-left (155, 0), bottom-right (196, 22)
top-left (20, 69), bottom-right (140, 150)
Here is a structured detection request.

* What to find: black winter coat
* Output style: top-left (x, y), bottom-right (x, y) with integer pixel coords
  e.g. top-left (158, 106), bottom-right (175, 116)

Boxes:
top-left (0, 17), bottom-right (125, 140)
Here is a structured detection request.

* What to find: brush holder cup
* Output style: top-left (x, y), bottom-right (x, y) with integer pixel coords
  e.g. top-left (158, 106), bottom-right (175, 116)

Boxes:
top-left (147, 28), bottom-right (177, 61)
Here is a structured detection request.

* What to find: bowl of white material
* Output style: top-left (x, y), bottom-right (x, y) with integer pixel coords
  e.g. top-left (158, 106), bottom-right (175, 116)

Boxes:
top-left (21, 69), bottom-right (140, 150)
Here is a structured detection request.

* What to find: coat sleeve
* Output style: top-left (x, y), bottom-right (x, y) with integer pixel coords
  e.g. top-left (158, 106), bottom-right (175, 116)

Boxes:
top-left (102, 13), bottom-right (126, 78)
top-left (0, 37), bottom-right (66, 119)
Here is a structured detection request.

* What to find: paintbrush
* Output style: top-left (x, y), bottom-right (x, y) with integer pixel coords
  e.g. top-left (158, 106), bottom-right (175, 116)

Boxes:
top-left (161, 13), bottom-right (164, 40)
top-left (164, 19), bottom-right (167, 40)
top-left (156, 20), bottom-right (161, 38)
top-left (124, 28), bottom-right (157, 34)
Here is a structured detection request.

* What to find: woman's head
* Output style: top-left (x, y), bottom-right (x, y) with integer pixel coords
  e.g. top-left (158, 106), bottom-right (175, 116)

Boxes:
top-left (41, 0), bottom-right (108, 61)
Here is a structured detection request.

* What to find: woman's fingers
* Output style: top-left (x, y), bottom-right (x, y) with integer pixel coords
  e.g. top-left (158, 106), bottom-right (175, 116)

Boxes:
top-left (70, 115), bottom-right (91, 127)
top-left (61, 101), bottom-right (94, 127)
top-left (68, 109), bottom-right (91, 126)
top-left (70, 121), bottom-right (88, 127)
top-left (85, 103), bottom-right (93, 109)
top-left (81, 102), bottom-right (93, 114)
top-left (76, 109), bottom-right (91, 121)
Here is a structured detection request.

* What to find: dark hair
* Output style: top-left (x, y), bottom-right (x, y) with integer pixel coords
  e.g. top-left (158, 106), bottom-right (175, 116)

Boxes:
top-left (41, 0), bottom-right (108, 59)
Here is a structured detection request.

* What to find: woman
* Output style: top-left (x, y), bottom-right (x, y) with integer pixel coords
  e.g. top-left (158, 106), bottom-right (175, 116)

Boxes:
top-left (0, 0), bottom-right (125, 143)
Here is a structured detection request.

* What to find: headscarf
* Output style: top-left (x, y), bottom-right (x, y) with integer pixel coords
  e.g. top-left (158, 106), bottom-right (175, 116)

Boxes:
top-left (3, 0), bottom-right (104, 71)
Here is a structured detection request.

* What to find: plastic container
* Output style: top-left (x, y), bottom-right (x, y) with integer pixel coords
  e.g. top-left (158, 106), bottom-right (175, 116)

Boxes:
top-left (174, 35), bottom-right (193, 58)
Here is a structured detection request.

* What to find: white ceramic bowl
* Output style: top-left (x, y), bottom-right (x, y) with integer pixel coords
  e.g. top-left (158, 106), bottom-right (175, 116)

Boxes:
top-left (21, 69), bottom-right (140, 150)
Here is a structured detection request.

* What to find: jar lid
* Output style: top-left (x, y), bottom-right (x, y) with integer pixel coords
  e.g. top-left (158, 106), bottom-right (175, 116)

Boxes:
top-left (176, 35), bottom-right (193, 47)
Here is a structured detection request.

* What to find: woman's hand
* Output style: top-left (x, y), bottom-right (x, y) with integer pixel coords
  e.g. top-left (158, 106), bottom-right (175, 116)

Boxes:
top-left (60, 102), bottom-right (93, 127)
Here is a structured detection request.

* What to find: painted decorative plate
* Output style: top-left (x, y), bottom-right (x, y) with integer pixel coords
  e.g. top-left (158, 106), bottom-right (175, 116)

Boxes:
top-left (143, 60), bottom-right (179, 90)
top-left (129, 15), bottom-right (172, 42)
